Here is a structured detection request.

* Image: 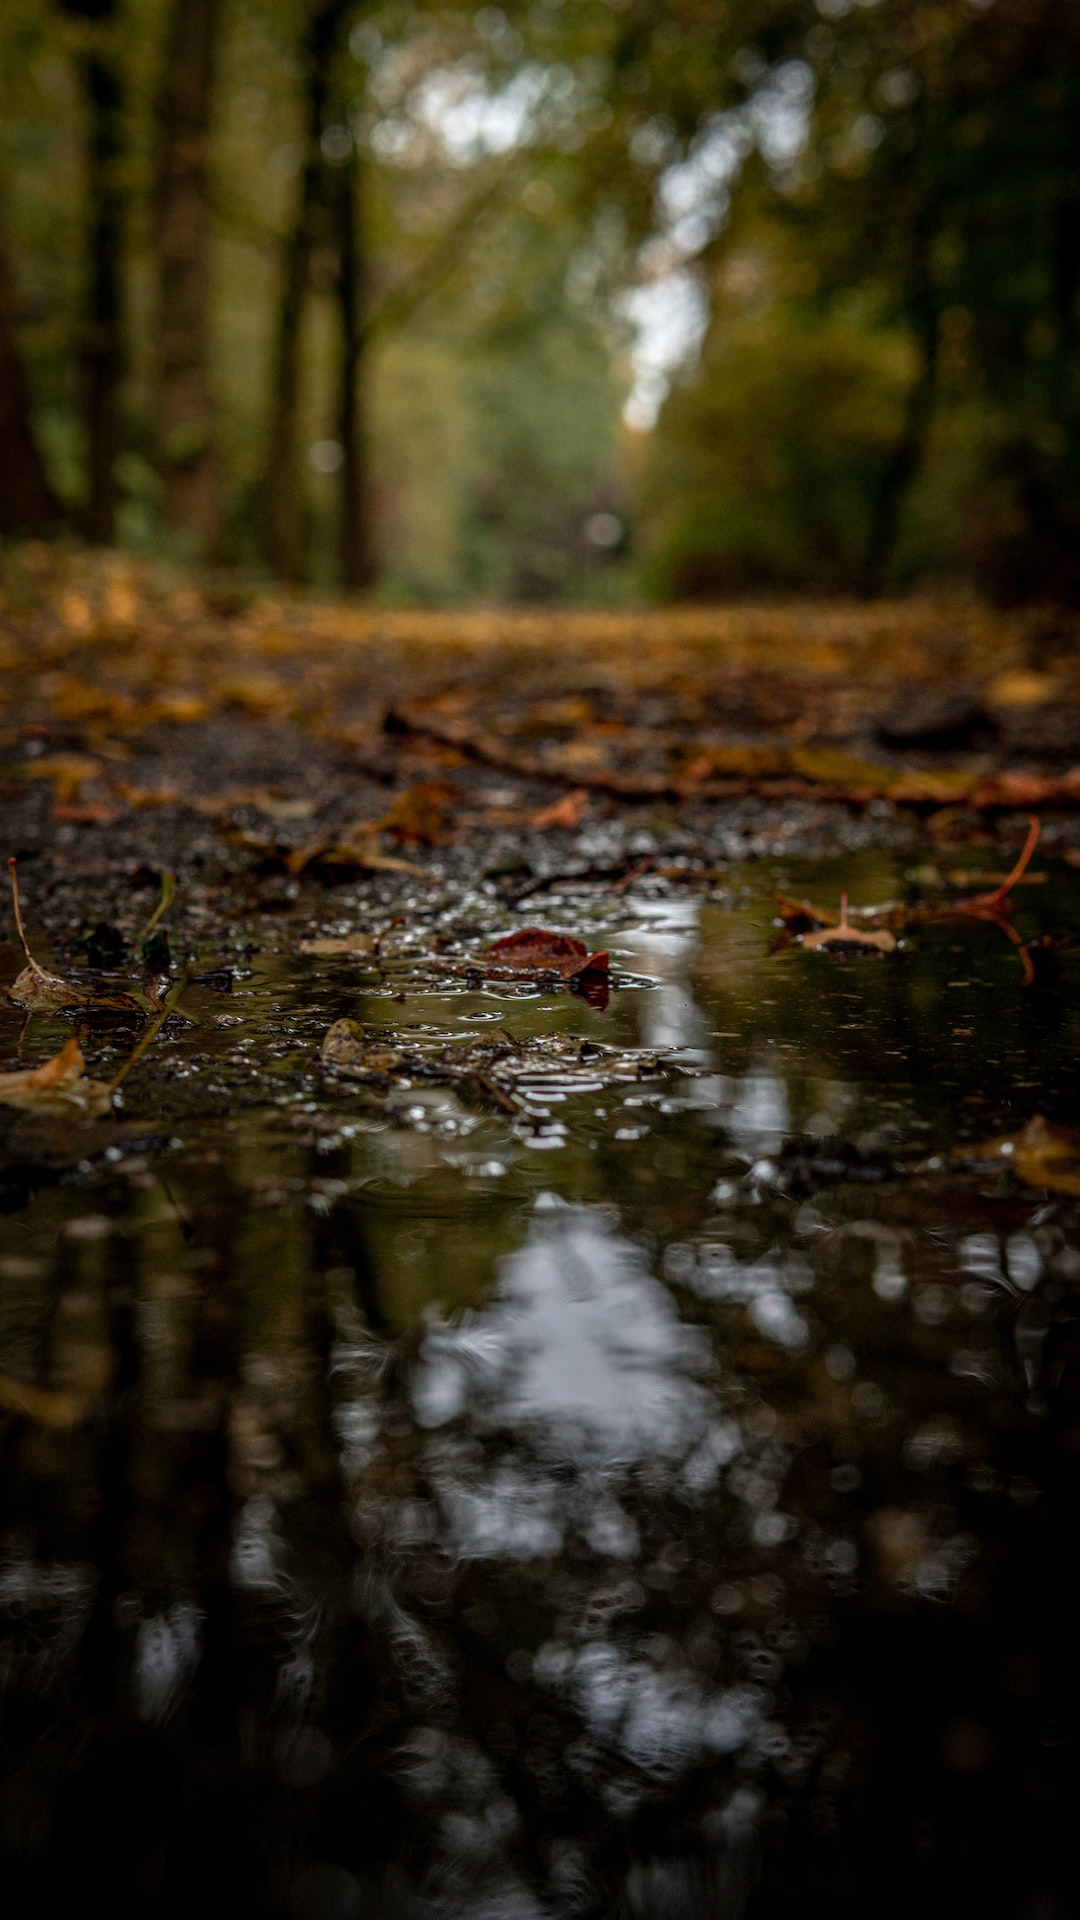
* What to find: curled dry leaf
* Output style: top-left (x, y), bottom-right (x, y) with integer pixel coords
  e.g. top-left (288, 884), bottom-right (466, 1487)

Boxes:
top-left (800, 893), bottom-right (897, 954)
top-left (9, 962), bottom-right (89, 1013)
top-left (482, 928), bottom-right (611, 976)
top-left (6, 858), bottom-right (158, 1014)
top-left (7, 857), bottom-right (90, 1010)
top-left (0, 1036), bottom-right (112, 1117)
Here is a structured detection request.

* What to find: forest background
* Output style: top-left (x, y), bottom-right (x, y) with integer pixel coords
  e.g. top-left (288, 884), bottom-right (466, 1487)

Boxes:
top-left (0, 0), bottom-right (1077, 610)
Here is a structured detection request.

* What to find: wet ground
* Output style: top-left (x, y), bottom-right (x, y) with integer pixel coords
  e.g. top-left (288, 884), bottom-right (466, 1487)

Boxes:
top-left (2, 814), bottom-right (1080, 1918)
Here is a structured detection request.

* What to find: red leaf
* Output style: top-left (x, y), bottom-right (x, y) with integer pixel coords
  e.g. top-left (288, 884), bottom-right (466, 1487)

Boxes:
top-left (483, 928), bottom-right (610, 976)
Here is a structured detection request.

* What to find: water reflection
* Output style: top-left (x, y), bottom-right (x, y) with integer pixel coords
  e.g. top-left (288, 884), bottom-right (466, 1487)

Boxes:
top-left (1, 849), bottom-right (1079, 1913)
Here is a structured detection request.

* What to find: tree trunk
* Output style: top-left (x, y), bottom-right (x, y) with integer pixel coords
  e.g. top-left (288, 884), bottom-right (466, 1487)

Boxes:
top-left (78, 5), bottom-right (124, 545)
top-left (335, 144), bottom-right (375, 590)
top-left (0, 214), bottom-right (63, 536)
top-left (861, 208), bottom-right (940, 597)
top-left (264, 0), bottom-right (352, 581)
top-left (154, 0), bottom-right (221, 550)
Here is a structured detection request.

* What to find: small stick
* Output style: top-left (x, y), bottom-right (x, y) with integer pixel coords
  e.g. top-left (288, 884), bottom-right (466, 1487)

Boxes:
top-left (7, 857), bottom-right (51, 982)
top-left (968, 816), bottom-right (1041, 911)
top-left (138, 870), bottom-right (175, 941)
top-left (107, 968), bottom-right (191, 1094)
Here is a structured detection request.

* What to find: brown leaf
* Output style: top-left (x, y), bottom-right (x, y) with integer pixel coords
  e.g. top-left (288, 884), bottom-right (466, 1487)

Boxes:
top-left (376, 781), bottom-right (455, 845)
top-left (288, 833), bottom-right (431, 879)
top-left (0, 1036), bottom-right (112, 1116)
top-left (962, 1115), bottom-right (1080, 1196)
top-left (789, 746), bottom-right (896, 793)
top-left (773, 891), bottom-right (839, 934)
top-left (6, 858), bottom-right (160, 1014)
top-left (528, 788), bottom-right (591, 830)
top-left (800, 893), bottom-right (897, 954)
top-left (0, 1375), bottom-right (84, 1428)
top-left (682, 744), bottom-right (790, 781)
top-left (8, 963), bottom-right (91, 1012)
top-left (320, 1019), bottom-right (406, 1075)
top-left (482, 928), bottom-right (611, 976)
top-left (23, 752), bottom-right (103, 808)
top-left (299, 933), bottom-right (377, 956)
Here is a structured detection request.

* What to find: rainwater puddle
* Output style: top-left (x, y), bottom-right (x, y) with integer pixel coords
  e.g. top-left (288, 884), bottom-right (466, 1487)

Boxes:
top-left (2, 847), bottom-right (1080, 1916)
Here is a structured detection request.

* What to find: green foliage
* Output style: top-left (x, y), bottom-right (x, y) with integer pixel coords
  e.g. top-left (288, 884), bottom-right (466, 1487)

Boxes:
top-left (642, 303), bottom-right (911, 598)
top-left (0, 0), bottom-right (1077, 598)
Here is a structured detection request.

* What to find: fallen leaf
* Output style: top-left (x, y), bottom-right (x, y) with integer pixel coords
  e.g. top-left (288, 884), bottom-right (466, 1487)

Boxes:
top-left (6, 858), bottom-right (164, 1014)
top-left (773, 891), bottom-right (839, 934)
top-left (6, 857), bottom-right (91, 1009)
top-left (986, 670), bottom-right (1058, 709)
top-left (482, 928), bottom-right (611, 976)
top-left (376, 781), bottom-right (455, 845)
top-left (961, 1114), bottom-right (1080, 1195)
top-left (298, 933), bottom-right (376, 956)
top-left (789, 746), bottom-right (896, 793)
top-left (0, 1036), bottom-right (112, 1116)
top-left (0, 1375), bottom-right (84, 1428)
top-left (801, 893), bottom-right (897, 954)
top-left (682, 744), bottom-right (790, 781)
top-left (885, 768), bottom-right (979, 804)
top-left (320, 1019), bottom-right (407, 1075)
top-left (286, 828), bottom-right (431, 879)
top-left (110, 780), bottom-right (182, 809)
top-left (22, 752), bottom-right (103, 808)
top-left (52, 798), bottom-right (120, 826)
top-left (529, 788), bottom-right (591, 829)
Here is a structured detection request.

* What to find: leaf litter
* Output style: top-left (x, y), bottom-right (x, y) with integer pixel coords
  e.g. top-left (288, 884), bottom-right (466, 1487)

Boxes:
top-left (774, 817), bottom-right (1041, 981)
top-left (5, 556), bottom-right (1080, 1220)
top-left (6, 859), bottom-right (162, 1014)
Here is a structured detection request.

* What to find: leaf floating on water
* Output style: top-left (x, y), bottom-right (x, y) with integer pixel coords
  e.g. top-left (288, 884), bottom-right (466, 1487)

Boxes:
top-left (482, 928), bottom-right (611, 976)
top-left (8, 961), bottom-right (89, 1013)
top-left (0, 1036), bottom-right (112, 1116)
top-left (962, 1114), bottom-right (1080, 1196)
top-left (773, 891), bottom-right (839, 934)
top-left (320, 1019), bottom-right (407, 1076)
top-left (0, 1374), bottom-right (84, 1428)
top-left (6, 857), bottom-right (90, 1009)
top-left (800, 893), bottom-right (897, 954)
top-left (299, 934), bottom-right (376, 956)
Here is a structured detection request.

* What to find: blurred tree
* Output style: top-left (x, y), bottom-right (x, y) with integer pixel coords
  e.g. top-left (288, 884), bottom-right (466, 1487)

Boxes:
top-left (153, 0), bottom-right (222, 550)
top-left (634, 0), bottom-right (1080, 600)
top-left (60, 0), bottom-right (125, 543)
top-left (264, 0), bottom-right (353, 581)
top-left (0, 208), bottom-right (63, 535)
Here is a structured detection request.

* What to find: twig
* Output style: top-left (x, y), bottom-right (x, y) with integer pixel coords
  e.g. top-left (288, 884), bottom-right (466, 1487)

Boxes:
top-left (138, 870), bottom-right (175, 941)
top-left (8, 857), bottom-right (52, 984)
top-left (107, 968), bottom-right (191, 1094)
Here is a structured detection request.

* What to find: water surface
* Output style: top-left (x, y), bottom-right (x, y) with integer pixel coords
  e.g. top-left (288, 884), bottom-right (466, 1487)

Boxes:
top-left (2, 848), bottom-right (1079, 1918)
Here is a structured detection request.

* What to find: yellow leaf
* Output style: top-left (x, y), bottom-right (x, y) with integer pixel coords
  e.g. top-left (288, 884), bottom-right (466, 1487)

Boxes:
top-left (965, 1115), bottom-right (1080, 1195)
top-left (789, 746), bottom-right (896, 791)
top-left (0, 1037), bottom-right (112, 1116)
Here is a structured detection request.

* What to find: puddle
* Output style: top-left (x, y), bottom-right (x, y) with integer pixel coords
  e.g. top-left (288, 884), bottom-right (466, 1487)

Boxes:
top-left (2, 847), bottom-right (1080, 1914)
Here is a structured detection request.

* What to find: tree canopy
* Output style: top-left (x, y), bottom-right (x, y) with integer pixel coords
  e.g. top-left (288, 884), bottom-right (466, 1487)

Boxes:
top-left (0, 0), bottom-right (1075, 601)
